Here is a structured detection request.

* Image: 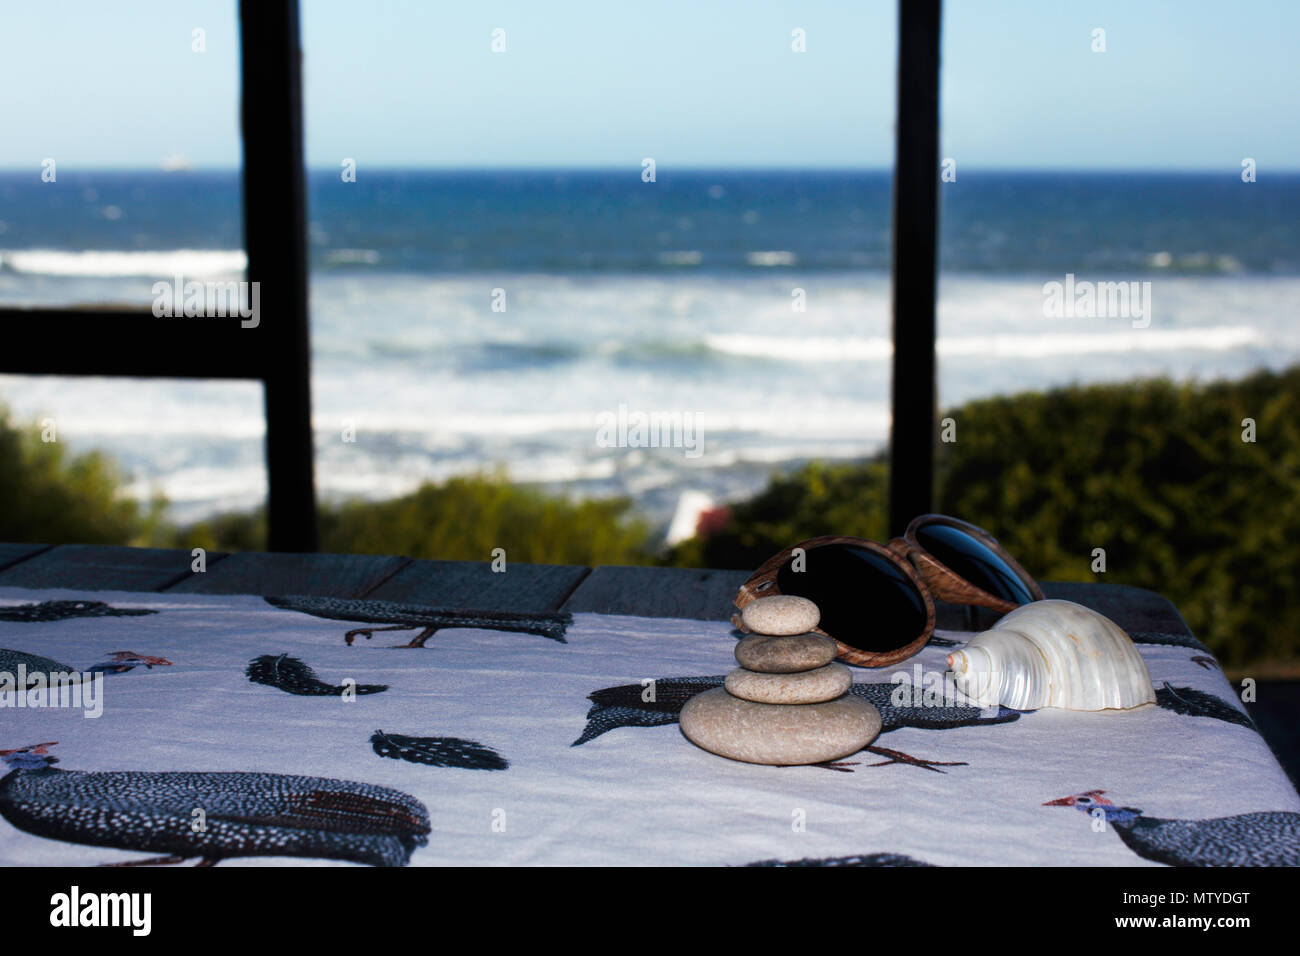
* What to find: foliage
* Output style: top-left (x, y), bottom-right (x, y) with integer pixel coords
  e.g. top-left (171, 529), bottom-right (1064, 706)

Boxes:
top-left (317, 474), bottom-right (650, 565)
top-left (157, 474), bottom-right (651, 566)
top-left (0, 406), bottom-right (163, 546)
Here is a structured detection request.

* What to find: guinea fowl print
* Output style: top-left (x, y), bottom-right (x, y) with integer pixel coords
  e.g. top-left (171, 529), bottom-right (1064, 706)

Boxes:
top-left (573, 677), bottom-right (1019, 771)
top-left (748, 852), bottom-right (936, 867)
top-left (263, 595), bottom-right (572, 648)
top-left (1045, 790), bottom-right (1300, 866)
top-left (371, 730), bottom-right (508, 771)
top-left (1155, 683), bottom-right (1254, 731)
top-left (0, 600), bottom-right (157, 623)
top-left (0, 648), bottom-right (170, 687)
top-left (0, 742), bottom-right (431, 867)
top-left (245, 654), bottom-right (388, 697)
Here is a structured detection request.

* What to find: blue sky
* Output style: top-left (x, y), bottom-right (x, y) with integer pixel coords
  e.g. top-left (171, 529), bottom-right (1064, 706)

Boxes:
top-left (1, 0), bottom-right (1297, 170)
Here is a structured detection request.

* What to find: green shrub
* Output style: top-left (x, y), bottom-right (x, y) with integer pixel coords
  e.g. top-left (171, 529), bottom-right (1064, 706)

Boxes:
top-left (318, 474), bottom-right (650, 565)
top-left (0, 405), bottom-right (162, 545)
top-left (158, 508), bottom-right (267, 554)
top-left (158, 475), bottom-right (652, 566)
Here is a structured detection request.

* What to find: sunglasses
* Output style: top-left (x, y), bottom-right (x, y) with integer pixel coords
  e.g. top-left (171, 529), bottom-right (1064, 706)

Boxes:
top-left (731, 514), bottom-right (1044, 668)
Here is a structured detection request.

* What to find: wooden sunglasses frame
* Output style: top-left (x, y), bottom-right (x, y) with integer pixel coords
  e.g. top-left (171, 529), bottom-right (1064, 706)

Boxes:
top-left (731, 514), bottom-right (1044, 668)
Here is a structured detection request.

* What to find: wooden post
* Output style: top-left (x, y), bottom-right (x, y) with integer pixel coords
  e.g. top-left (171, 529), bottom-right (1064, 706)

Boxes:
top-left (239, 0), bottom-right (317, 551)
top-left (888, 0), bottom-right (942, 537)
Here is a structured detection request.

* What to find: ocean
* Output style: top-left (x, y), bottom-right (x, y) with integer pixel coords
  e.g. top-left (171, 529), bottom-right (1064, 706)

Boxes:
top-left (1, 169), bottom-right (1298, 532)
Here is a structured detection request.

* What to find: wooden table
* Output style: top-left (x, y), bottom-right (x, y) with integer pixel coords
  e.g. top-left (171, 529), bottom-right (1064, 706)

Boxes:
top-left (0, 542), bottom-right (1194, 637)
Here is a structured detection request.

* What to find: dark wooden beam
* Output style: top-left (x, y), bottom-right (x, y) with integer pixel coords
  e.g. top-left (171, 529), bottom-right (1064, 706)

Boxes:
top-left (0, 309), bottom-right (266, 379)
top-left (240, 0), bottom-right (318, 552)
top-left (888, 0), bottom-right (942, 537)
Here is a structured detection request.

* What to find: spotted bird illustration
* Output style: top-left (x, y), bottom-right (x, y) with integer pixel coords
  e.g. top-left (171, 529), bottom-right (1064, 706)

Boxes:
top-left (263, 595), bottom-right (572, 648)
top-left (1045, 789), bottom-right (1300, 866)
top-left (371, 729), bottom-right (508, 771)
top-left (0, 742), bottom-right (430, 867)
top-left (747, 852), bottom-right (937, 867)
top-left (245, 654), bottom-right (388, 696)
top-left (573, 676), bottom-right (1020, 772)
top-left (0, 600), bottom-right (157, 623)
top-left (1155, 683), bottom-right (1255, 731)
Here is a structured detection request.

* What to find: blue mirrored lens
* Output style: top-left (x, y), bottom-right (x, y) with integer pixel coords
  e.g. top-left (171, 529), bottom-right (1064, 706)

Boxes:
top-left (913, 524), bottom-right (1035, 605)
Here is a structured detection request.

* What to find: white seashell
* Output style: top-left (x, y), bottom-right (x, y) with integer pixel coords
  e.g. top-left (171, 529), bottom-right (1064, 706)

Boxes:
top-left (946, 599), bottom-right (1156, 711)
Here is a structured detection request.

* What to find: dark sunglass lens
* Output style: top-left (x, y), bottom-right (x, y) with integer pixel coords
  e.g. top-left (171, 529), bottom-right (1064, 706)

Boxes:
top-left (913, 524), bottom-right (1035, 605)
top-left (775, 545), bottom-right (927, 652)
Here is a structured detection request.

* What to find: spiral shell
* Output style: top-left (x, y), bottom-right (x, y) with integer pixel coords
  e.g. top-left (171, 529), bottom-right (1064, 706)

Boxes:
top-left (946, 599), bottom-right (1155, 711)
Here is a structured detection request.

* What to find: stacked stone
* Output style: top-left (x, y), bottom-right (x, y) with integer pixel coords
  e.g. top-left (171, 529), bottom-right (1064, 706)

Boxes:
top-left (680, 595), bottom-right (882, 765)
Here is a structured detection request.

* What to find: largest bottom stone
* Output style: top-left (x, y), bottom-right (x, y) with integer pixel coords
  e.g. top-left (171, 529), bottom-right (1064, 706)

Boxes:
top-left (680, 687), bottom-right (882, 766)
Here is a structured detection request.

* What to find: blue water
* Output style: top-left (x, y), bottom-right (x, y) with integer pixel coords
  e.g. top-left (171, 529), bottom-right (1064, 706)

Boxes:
top-left (1, 169), bottom-right (1298, 529)
top-left (2, 169), bottom-right (1297, 275)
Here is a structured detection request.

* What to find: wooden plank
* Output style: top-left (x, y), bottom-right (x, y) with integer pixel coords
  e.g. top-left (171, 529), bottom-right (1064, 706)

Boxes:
top-left (931, 582), bottom-right (1193, 636)
top-left (557, 569), bottom-right (1191, 635)
top-left (240, 0), bottom-right (317, 552)
top-left (0, 544), bottom-right (205, 592)
top-left (364, 559), bottom-right (590, 611)
top-left (563, 565), bottom-right (750, 620)
top-left (167, 551), bottom-right (409, 598)
top-left (887, 0), bottom-right (942, 536)
top-left (0, 543), bottom-right (52, 574)
top-left (1041, 581), bottom-right (1191, 636)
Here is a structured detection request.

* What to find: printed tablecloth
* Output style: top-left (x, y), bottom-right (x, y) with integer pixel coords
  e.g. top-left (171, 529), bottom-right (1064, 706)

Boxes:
top-left (1, 587), bottom-right (1296, 866)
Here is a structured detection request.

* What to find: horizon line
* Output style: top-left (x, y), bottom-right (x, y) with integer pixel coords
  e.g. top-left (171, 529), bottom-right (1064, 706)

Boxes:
top-left (1, 164), bottom-right (1298, 175)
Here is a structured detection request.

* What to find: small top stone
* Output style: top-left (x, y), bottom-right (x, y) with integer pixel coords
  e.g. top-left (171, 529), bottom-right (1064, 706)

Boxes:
top-left (735, 633), bottom-right (839, 673)
top-left (740, 595), bottom-right (820, 636)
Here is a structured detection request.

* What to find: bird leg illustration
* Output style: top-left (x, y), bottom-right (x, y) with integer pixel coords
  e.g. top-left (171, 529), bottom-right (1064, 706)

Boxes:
top-left (816, 747), bottom-right (966, 773)
top-left (344, 624), bottom-right (437, 647)
top-left (862, 745), bottom-right (968, 773)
